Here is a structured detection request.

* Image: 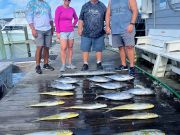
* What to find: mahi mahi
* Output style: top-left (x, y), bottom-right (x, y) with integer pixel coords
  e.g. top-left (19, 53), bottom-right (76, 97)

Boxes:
top-left (29, 100), bottom-right (65, 107)
top-left (96, 92), bottom-right (133, 101)
top-left (61, 70), bottom-right (115, 77)
top-left (24, 130), bottom-right (73, 135)
top-left (50, 82), bottom-right (76, 90)
top-left (34, 112), bottom-right (79, 122)
top-left (88, 76), bottom-right (111, 83)
top-left (54, 77), bottom-right (79, 84)
top-left (106, 74), bottom-right (134, 81)
top-left (95, 82), bottom-right (123, 89)
top-left (113, 129), bottom-right (165, 135)
top-left (106, 103), bottom-right (154, 112)
top-left (40, 91), bottom-right (74, 96)
top-left (113, 113), bottom-right (158, 120)
top-left (127, 88), bottom-right (154, 95)
top-left (65, 103), bottom-right (107, 110)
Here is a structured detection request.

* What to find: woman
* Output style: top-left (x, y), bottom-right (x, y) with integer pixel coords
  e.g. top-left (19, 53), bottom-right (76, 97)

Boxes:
top-left (55, 0), bottom-right (78, 72)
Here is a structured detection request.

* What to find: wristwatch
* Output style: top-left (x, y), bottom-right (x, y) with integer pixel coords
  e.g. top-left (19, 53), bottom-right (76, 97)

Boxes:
top-left (130, 22), bottom-right (135, 25)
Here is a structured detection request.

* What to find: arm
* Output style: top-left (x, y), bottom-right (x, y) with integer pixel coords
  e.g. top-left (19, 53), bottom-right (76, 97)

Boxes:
top-left (78, 6), bottom-right (84, 36)
top-left (73, 9), bottom-right (78, 27)
top-left (54, 7), bottom-right (61, 40)
top-left (105, 0), bottom-right (111, 34)
top-left (26, 2), bottom-right (37, 38)
top-left (127, 0), bottom-right (138, 33)
top-left (49, 7), bottom-right (54, 35)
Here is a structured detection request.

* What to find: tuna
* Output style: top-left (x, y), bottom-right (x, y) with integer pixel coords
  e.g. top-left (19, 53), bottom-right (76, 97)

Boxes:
top-left (106, 74), bottom-right (134, 81)
top-left (54, 77), bottom-right (79, 84)
top-left (88, 76), bottom-right (111, 83)
top-left (50, 82), bottom-right (76, 90)
top-left (96, 92), bottom-right (133, 101)
top-left (95, 82), bottom-right (123, 89)
top-left (24, 130), bottom-right (73, 135)
top-left (127, 88), bottom-right (154, 96)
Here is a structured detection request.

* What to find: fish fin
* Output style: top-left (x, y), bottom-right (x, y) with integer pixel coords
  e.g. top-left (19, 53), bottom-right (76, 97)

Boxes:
top-left (110, 117), bottom-right (121, 121)
top-left (135, 85), bottom-right (145, 89)
top-left (32, 119), bottom-right (40, 122)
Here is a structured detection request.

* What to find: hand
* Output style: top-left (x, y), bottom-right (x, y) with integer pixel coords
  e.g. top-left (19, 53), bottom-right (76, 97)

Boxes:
top-left (51, 27), bottom-right (54, 35)
top-left (106, 26), bottom-right (111, 34)
top-left (78, 29), bottom-right (83, 36)
top-left (56, 33), bottom-right (60, 43)
top-left (127, 24), bottom-right (134, 33)
top-left (32, 29), bottom-right (38, 38)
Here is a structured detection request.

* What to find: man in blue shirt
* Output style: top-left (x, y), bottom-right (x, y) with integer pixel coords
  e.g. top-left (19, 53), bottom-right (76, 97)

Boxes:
top-left (78, 0), bottom-right (106, 71)
top-left (106, 0), bottom-right (138, 76)
top-left (26, 0), bottom-right (54, 74)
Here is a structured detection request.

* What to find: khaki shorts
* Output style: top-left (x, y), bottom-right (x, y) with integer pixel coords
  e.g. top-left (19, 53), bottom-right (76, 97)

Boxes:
top-left (35, 29), bottom-right (52, 48)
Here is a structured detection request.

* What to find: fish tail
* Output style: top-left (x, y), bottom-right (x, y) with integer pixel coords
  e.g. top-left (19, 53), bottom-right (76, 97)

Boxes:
top-left (104, 108), bottom-right (112, 113)
top-left (32, 119), bottom-right (40, 122)
top-left (110, 117), bottom-right (121, 121)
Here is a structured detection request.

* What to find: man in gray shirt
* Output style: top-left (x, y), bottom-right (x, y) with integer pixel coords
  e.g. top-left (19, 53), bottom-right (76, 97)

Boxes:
top-left (26, 0), bottom-right (54, 74)
top-left (78, 0), bottom-right (106, 71)
top-left (106, 0), bottom-right (138, 76)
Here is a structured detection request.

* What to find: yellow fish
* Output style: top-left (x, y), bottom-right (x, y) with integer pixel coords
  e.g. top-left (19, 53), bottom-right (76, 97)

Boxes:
top-left (106, 103), bottom-right (154, 112)
top-left (29, 100), bottom-right (65, 107)
top-left (113, 113), bottom-right (158, 120)
top-left (34, 112), bottom-right (79, 122)
top-left (24, 130), bottom-right (73, 135)
top-left (40, 91), bottom-right (74, 96)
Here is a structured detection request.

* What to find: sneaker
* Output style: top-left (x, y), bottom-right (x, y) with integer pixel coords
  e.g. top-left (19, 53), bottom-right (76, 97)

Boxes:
top-left (97, 62), bottom-right (103, 70)
top-left (35, 65), bottom-right (42, 74)
top-left (81, 64), bottom-right (89, 71)
top-left (60, 65), bottom-right (66, 72)
top-left (115, 65), bottom-right (128, 71)
top-left (43, 64), bottom-right (54, 71)
top-left (129, 67), bottom-right (135, 76)
top-left (66, 64), bottom-right (76, 69)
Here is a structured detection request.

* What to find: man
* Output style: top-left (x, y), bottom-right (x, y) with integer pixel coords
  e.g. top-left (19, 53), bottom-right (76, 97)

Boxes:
top-left (78, 0), bottom-right (106, 71)
top-left (26, 0), bottom-right (54, 74)
top-left (106, 0), bottom-right (138, 76)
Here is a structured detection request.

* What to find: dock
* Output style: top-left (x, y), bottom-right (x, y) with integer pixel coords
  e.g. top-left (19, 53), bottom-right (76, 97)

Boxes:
top-left (0, 35), bottom-right (180, 135)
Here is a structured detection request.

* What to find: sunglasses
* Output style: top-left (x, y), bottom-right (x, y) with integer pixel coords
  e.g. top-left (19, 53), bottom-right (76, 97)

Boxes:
top-left (65, 0), bottom-right (71, 2)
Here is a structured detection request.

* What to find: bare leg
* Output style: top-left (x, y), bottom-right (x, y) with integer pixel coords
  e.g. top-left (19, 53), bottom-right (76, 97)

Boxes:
top-left (119, 47), bottom-right (127, 66)
top-left (126, 46), bottom-right (135, 67)
top-left (82, 52), bottom-right (89, 64)
top-left (36, 46), bottom-right (43, 65)
top-left (43, 47), bottom-right (49, 64)
top-left (60, 39), bottom-right (68, 65)
top-left (96, 52), bottom-right (102, 62)
top-left (67, 39), bottom-right (74, 64)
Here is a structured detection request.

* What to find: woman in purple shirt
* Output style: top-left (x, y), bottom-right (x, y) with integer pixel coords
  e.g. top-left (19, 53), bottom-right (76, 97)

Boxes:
top-left (55, 0), bottom-right (78, 72)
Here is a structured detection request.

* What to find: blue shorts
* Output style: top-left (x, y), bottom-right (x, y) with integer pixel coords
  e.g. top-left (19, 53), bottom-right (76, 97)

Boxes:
top-left (80, 36), bottom-right (105, 52)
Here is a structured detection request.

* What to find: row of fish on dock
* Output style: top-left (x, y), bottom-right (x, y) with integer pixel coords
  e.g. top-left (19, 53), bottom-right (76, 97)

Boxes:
top-left (25, 71), bottom-right (165, 135)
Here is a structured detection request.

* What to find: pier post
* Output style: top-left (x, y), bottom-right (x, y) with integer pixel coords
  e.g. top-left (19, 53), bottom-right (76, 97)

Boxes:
top-left (0, 30), bottom-right (7, 60)
top-left (24, 27), bottom-right (31, 57)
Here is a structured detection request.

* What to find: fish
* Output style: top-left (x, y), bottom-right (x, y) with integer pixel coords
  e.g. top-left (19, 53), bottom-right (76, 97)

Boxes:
top-left (50, 82), bottom-right (76, 90)
top-left (33, 112), bottom-right (79, 122)
top-left (106, 103), bottom-right (154, 112)
top-left (65, 103), bottom-right (107, 110)
top-left (127, 88), bottom-right (154, 96)
top-left (29, 100), bottom-right (65, 107)
top-left (40, 91), bottom-right (74, 96)
top-left (113, 113), bottom-right (159, 120)
top-left (24, 130), bottom-right (73, 135)
top-left (113, 129), bottom-right (165, 135)
top-left (87, 76), bottom-right (111, 83)
top-left (95, 82), bottom-right (123, 89)
top-left (106, 74), bottom-right (134, 81)
top-left (54, 77), bottom-right (79, 84)
top-left (96, 92), bottom-right (133, 101)
top-left (61, 70), bottom-right (116, 77)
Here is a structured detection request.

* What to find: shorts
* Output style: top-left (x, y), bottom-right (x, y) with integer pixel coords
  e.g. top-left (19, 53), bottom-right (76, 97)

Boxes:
top-left (112, 31), bottom-right (135, 48)
top-left (35, 29), bottom-right (52, 48)
top-left (80, 36), bottom-right (105, 52)
top-left (60, 32), bottom-right (74, 40)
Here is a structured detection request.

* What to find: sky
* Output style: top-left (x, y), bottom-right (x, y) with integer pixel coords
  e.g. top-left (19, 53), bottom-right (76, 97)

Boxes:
top-left (0, 0), bottom-right (141, 19)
